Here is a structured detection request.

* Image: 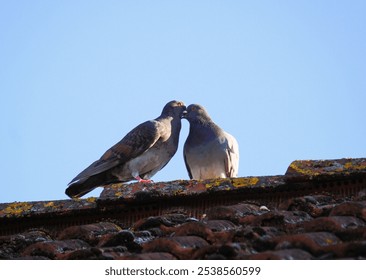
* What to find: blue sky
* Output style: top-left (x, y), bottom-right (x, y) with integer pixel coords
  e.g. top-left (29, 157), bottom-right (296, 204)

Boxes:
top-left (1, 1), bottom-right (365, 203)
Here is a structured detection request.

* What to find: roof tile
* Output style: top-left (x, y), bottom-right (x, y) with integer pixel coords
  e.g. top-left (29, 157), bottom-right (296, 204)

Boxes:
top-left (0, 230), bottom-right (52, 259)
top-left (97, 230), bottom-right (142, 252)
top-left (280, 195), bottom-right (336, 217)
top-left (239, 210), bottom-right (312, 231)
top-left (21, 239), bottom-right (90, 259)
top-left (329, 201), bottom-right (366, 221)
top-left (166, 221), bottom-right (215, 243)
top-left (132, 214), bottom-right (192, 231)
top-left (206, 203), bottom-right (261, 222)
top-left (205, 219), bottom-right (237, 232)
top-left (98, 246), bottom-right (129, 260)
top-left (117, 252), bottom-right (177, 260)
top-left (58, 222), bottom-right (121, 246)
top-left (247, 248), bottom-right (314, 260)
top-left (60, 247), bottom-right (106, 260)
top-left (233, 226), bottom-right (285, 252)
top-left (142, 236), bottom-right (209, 259)
top-left (271, 232), bottom-right (341, 256)
top-left (286, 158), bottom-right (366, 177)
top-left (191, 243), bottom-right (245, 260)
top-left (302, 216), bottom-right (366, 233)
top-left (322, 241), bottom-right (366, 259)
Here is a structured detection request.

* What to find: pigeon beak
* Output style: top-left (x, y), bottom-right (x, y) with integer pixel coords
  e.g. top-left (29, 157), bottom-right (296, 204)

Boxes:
top-left (181, 110), bottom-right (188, 119)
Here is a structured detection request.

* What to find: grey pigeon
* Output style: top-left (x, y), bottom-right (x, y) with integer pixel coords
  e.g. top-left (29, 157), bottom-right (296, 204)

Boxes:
top-left (183, 104), bottom-right (239, 179)
top-left (66, 100), bottom-right (186, 198)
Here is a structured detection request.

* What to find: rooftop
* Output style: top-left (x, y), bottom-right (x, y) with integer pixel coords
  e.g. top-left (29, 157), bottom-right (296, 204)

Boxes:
top-left (1, 157), bottom-right (365, 260)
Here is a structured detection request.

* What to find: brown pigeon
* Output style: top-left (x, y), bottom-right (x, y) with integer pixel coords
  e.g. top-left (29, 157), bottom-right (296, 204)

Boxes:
top-left (66, 100), bottom-right (186, 198)
top-left (183, 104), bottom-right (239, 179)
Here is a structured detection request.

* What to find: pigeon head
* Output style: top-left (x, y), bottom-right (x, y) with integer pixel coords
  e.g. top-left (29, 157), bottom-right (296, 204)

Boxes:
top-left (161, 100), bottom-right (186, 118)
top-left (182, 104), bottom-right (213, 124)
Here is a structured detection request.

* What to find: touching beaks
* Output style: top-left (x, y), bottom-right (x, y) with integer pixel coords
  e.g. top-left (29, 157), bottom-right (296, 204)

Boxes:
top-left (181, 110), bottom-right (188, 119)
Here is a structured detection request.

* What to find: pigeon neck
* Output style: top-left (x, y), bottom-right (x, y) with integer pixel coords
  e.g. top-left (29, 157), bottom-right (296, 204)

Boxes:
top-left (168, 116), bottom-right (182, 147)
top-left (156, 114), bottom-right (174, 122)
top-left (157, 114), bottom-right (182, 135)
top-left (189, 120), bottom-right (220, 139)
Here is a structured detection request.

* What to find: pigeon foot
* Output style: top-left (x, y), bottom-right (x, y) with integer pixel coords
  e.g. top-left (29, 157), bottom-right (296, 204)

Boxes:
top-left (135, 176), bottom-right (153, 183)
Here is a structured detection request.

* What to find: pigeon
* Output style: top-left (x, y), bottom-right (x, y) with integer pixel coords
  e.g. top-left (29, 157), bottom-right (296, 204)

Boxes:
top-left (183, 104), bottom-right (239, 180)
top-left (66, 100), bottom-right (186, 198)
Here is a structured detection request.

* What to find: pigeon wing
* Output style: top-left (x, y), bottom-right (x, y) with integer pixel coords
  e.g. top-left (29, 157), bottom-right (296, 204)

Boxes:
top-left (183, 148), bottom-right (193, 179)
top-left (68, 120), bottom-right (161, 185)
top-left (224, 132), bottom-right (239, 177)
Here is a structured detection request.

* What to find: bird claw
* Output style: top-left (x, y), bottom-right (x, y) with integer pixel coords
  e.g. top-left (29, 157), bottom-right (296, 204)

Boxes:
top-left (135, 176), bottom-right (153, 183)
top-left (139, 179), bottom-right (152, 183)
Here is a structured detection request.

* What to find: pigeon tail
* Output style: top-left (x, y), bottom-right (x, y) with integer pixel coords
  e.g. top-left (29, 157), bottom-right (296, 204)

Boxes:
top-left (65, 173), bottom-right (114, 198)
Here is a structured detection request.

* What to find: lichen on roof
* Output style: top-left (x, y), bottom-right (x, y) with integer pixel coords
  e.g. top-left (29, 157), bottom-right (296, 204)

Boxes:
top-left (0, 199), bottom-right (98, 219)
top-left (287, 158), bottom-right (366, 177)
top-left (0, 202), bottom-right (33, 218)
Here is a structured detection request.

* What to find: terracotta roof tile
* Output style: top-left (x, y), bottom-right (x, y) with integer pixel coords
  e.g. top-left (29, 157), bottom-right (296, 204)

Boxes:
top-left (142, 236), bottom-right (209, 259)
top-left (321, 241), bottom-right (366, 259)
top-left (189, 242), bottom-right (248, 260)
top-left (205, 219), bottom-right (237, 231)
top-left (58, 222), bottom-right (121, 245)
top-left (302, 216), bottom-right (366, 233)
top-left (329, 201), bottom-right (366, 221)
top-left (206, 203), bottom-right (261, 222)
top-left (247, 248), bottom-right (314, 260)
top-left (285, 158), bottom-right (366, 177)
top-left (99, 246), bottom-right (129, 259)
top-left (132, 214), bottom-right (193, 231)
top-left (117, 252), bottom-right (177, 260)
top-left (21, 239), bottom-right (90, 260)
top-left (271, 232), bottom-right (341, 256)
top-left (280, 195), bottom-right (337, 217)
top-left (97, 230), bottom-right (142, 252)
top-left (0, 230), bottom-right (52, 259)
top-left (60, 247), bottom-right (106, 260)
top-left (239, 210), bottom-right (312, 232)
top-left (167, 222), bottom-right (215, 241)
top-left (233, 226), bottom-right (285, 252)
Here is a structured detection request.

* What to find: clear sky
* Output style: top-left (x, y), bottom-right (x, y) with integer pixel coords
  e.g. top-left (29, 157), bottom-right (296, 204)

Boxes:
top-left (1, 1), bottom-right (365, 203)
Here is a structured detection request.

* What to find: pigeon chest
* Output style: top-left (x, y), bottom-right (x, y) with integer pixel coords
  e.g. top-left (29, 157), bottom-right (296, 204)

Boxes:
top-left (185, 140), bottom-right (228, 179)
